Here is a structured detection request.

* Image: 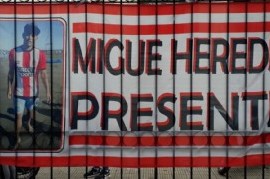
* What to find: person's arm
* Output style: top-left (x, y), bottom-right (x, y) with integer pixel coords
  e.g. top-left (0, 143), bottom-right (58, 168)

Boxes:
top-left (40, 69), bottom-right (51, 103)
top-left (7, 51), bottom-right (15, 99)
top-left (7, 69), bottom-right (14, 99)
top-left (38, 51), bottom-right (51, 103)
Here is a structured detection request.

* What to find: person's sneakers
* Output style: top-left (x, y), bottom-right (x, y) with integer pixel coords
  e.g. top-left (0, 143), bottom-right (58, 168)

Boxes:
top-left (95, 168), bottom-right (110, 179)
top-left (84, 167), bottom-right (101, 178)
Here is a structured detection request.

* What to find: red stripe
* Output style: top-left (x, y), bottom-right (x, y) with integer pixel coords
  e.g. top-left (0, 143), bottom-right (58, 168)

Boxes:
top-left (69, 133), bottom-right (270, 147)
top-left (23, 52), bottom-right (30, 96)
top-left (0, 154), bottom-right (269, 167)
top-left (0, 3), bottom-right (269, 15)
top-left (73, 22), bottom-right (269, 35)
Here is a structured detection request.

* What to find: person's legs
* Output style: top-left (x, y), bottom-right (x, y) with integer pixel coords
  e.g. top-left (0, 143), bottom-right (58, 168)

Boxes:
top-left (2, 165), bottom-right (15, 179)
top-left (15, 113), bottom-right (23, 146)
top-left (25, 98), bottom-right (35, 133)
top-left (9, 166), bottom-right (15, 179)
top-left (14, 98), bottom-right (25, 148)
top-left (2, 165), bottom-right (11, 179)
top-left (27, 109), bottom-right (34, 133)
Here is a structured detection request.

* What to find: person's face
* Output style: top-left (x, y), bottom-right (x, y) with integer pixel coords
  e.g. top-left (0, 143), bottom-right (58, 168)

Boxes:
top-left (23, 34), bottom-right (38, 50)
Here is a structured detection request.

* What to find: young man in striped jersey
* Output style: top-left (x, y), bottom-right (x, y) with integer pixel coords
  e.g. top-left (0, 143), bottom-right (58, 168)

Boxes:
top-left (7, 23), bottom-right (51, 149)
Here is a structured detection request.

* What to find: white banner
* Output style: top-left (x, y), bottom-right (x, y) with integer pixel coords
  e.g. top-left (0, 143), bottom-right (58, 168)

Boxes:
top-left (0, 2), bottom-right (270, 167)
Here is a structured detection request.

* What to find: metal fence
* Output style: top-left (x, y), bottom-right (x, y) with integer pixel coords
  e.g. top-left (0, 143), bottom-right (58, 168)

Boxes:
top-left (1, 0), bottom-right (270, 178)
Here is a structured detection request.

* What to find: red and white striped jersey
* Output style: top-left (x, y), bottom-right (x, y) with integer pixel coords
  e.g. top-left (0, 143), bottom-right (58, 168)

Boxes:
top-left (9, 47), bottom-right (46, 97)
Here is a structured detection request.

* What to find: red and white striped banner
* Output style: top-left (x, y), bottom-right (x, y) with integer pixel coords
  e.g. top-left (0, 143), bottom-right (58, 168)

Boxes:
top-left (1, 2), bottom-right (270, 167)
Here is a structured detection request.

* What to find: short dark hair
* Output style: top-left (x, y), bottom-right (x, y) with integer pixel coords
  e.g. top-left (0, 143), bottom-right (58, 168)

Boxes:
top-left (23, 23), bottom-right (40, 36)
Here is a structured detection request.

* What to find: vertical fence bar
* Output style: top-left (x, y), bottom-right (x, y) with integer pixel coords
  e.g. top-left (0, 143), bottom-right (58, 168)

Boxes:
top-left (138, 1), bottom-right (141, 178)
top-left (49, 1), bottom-right (54, 178)
top-left (154, 0), bottom-right (158, 178)
top-left (31, 0), bottom-right (36, 172)
top-left (85, 1), bottom-right (89, 178)
top-left (67, 1), bottom-right (71, 178)
top-left (137, 0), bottom-right (141, 179)
top-left (190, 1), bottom-right (194, 178)
top-left (208, 1), bottom-right (212, 178)
top-left (263, 1), bottom-right (266, 178)
top-left (226, 0), bottom-right (229, 178)
top-left (102, 0), bottom-right (106, 177)
top-left (244, 1), bottom-right (248, 178)
top-left (120, 0), bottom-right (124, 178)
top-left (13, 0), bottom-right (18, 177)
top-left (173, 0), bottom-right (176, 178)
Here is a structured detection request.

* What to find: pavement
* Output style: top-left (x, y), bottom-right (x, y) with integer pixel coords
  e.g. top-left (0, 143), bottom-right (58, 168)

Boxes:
top-left (35, 166), bottom-right (270, 179)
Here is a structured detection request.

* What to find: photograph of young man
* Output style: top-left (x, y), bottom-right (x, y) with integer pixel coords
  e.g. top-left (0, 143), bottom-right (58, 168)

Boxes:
top-left (7, 23), bottom-right (51, 149)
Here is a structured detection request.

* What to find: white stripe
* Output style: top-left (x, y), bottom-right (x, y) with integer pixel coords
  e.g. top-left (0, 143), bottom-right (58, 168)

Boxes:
top-left (15, 52), bottom-right (23, 96)
top-left (79, 13), bottom-right (270, 25)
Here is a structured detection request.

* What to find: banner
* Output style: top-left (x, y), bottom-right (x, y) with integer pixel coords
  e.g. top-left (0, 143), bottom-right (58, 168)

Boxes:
top-left (1, 2), bottom-right (270, 167)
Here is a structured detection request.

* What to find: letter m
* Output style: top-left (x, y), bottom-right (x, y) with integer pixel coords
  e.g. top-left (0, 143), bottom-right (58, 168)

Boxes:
top-left (72, 38), bottom-right (96, 73)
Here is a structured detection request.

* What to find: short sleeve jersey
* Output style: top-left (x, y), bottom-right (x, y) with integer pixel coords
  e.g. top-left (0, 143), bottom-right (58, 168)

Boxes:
top-left (9, 47), bottom-right (47, 97)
